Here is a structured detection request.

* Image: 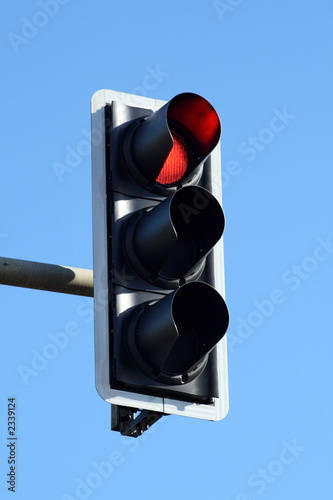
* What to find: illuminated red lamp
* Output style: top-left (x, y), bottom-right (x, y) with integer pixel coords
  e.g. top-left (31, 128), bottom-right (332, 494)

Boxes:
top-left (122, 92), bottom-right (221, 191)
top-left (157, 93), bottom-right (221, 186)
top-left (156, 130), bottom-right (189, 185)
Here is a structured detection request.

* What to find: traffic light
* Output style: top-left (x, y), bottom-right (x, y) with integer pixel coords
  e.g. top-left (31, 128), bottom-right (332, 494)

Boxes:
top-left (91, 89), bottom-right (229, 434)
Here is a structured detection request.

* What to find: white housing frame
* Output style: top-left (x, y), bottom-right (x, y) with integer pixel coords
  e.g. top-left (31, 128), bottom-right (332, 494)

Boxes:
top-left (91, 89), bottom-right (228, 421)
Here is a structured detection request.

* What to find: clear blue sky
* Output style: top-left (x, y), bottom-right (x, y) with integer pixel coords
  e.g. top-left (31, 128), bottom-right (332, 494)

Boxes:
top-left (1, 1), bottom-right (332, 499)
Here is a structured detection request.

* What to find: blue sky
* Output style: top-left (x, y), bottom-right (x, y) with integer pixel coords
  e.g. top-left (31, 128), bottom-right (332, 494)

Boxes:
top-left (1, 1), bottom-right (332, 499)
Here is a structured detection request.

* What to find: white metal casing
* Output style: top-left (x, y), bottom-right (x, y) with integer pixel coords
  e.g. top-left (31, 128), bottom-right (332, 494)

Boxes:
top-left (91, 89), bottom-right (229, 421)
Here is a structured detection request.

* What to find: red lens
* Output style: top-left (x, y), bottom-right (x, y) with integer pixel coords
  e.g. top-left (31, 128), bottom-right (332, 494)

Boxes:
top-left (156, 130), bottom-right (189, 185)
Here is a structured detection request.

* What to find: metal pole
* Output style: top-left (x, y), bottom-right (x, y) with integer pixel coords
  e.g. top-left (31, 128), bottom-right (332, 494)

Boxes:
top-left (0, 257), bottom-right (94, 297)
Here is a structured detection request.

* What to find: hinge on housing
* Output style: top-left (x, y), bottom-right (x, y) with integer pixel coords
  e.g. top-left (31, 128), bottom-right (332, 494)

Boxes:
top-left (111, 359), bottom-right (117, 379)
top-left (108, 193), bottom-right (114, 217)
top-left (109, 264), bottom-right (116, 290)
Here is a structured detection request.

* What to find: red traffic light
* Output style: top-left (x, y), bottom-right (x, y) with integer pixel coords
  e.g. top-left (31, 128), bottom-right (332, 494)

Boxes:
top-left (122, 93), bottom-right (221, 192)
top-left (91, 89), bottom-right (229, 426)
